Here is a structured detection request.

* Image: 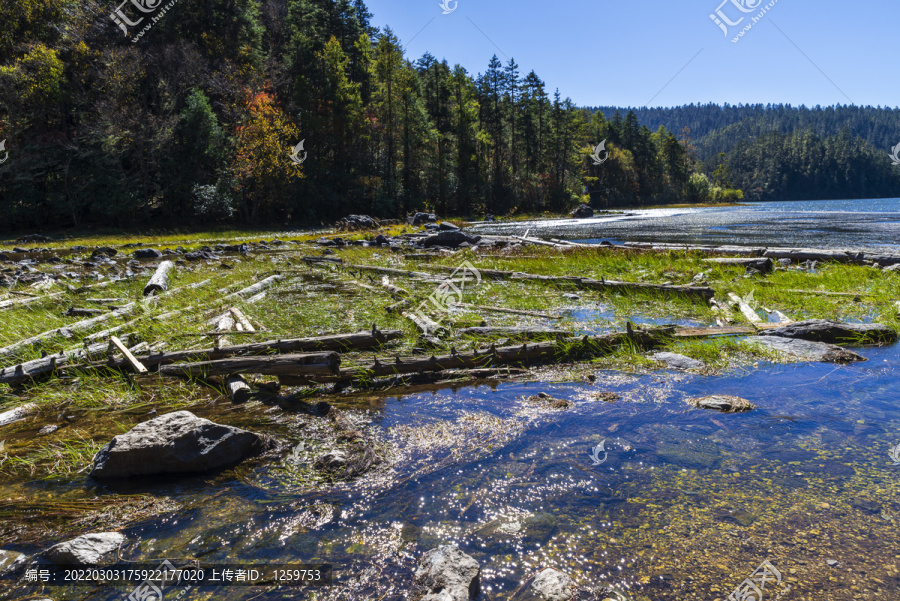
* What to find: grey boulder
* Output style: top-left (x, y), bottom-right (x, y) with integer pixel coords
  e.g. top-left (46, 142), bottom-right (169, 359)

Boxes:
top-left (133, 248), bottom-right (162, 259)
top-left (751, 336), bottom-right (866, 364)
top-left (422, 231), bottom-right (481, 248)
top-left (43, 532), bottom-right (126, 566)
top-left (758, 319), bottom-right (896, 345)
top-left (90, 411), bottom-right (268, 479)
top-left (0, 549), bottom-right (26, 573)
top-left (412, 544), bottom-right (480, 601)
top-left (570, 204), bottom-right (594, 219)
top-left (410, 212), bottom-right (438, 226)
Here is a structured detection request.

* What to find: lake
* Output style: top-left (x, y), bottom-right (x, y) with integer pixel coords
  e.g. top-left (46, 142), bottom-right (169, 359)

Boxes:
top-left (470, 198), bottom-right (900, 250)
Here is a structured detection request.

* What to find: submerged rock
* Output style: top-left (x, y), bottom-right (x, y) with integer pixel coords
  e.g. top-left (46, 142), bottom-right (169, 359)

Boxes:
top-left (412, 544), bottom-right (480, 601)
top-left (313, 442), bottom-right (381, 480)
top-left (530, 568), bottom-right (578, 601)
top-left (751, 336), bottom-right (866, 364)
top-left (43, 532), bottom-right (126, 566)
top-left (651, 352), bottom-right (707, 371)
top-left (90, 410), bottom-right (269, 479)
top-left (758, 319), bottom-right (896, 345)
top-left (0, 549), bottom-right (26, 573)
top-left (686, 395), bottom-right (754, 413)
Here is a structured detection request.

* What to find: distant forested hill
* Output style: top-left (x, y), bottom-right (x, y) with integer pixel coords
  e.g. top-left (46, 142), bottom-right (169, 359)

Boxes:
top-left (589, 104), bottom-right (900, 201)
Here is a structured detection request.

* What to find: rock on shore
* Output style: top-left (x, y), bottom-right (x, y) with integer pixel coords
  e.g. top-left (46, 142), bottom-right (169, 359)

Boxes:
top-left (90, 411), bottom-right (269, 479)
top-left (751, 336), bottom-right (866, 364)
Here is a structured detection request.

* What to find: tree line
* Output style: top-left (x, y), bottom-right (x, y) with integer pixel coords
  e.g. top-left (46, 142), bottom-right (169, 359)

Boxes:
top-left (591, 103), bottom-right (900, 202)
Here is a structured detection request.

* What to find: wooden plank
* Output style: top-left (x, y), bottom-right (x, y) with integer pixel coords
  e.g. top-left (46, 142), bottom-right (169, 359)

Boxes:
top-left (109, 336), bottom-right (148, 374)
top-left (673, 326), bottom-right (756, 338)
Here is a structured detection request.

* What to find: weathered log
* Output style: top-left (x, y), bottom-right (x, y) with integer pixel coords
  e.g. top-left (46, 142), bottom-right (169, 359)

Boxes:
top-left (226, 374), bottom-right (253, 404)
top-left (381, 277), bottom-right (410, 298)
top-left (403, 311), bottom-right (445, 337)
top-left (727, 292), bottom-right (762, 324)
top-left (425, 264), bottom-right (714, 300)
top-left (784, 289), bottom-right (872, 298)
top-left (301, 256), bottom-right (343, 264)
top-left (456, 327), bottom-right (573, 340)
top-left (386, 299), bottom-right (411, 314)
top-left (143, 261), bottom-right (175, 296)
top-left (66, 330), bottom-right (403, 374)
top-left (0, 403), bottom-right (39, 427)
top-left (65, 308), bottom-right (106, 317)
top-left (340, 263), bottom-right (432, 279)
top-left (702, 257), bottom-right (774, 272)
top-left (159, 352), bottom-right (340, 379)
top-left (280, 328), bottom-right (669, 385)
top-left (224, 275), bottom-right (284, 300)
top-left (109, 336), bottom-right (148, 374)
top-left (672, 325), bottom-right (756, 338)
top-left (230, 308), bottom-right (256, 332)
top-left (750, 336), bottom-right (866, 364)
top-left (0, 341), bottom-right (112, 386)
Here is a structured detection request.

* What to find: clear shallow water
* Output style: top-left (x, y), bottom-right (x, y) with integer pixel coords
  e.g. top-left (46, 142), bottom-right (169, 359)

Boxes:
top-left (471, 198), bottom-right (900, 251)
top-left (4, 343), bottom-right (900, 600)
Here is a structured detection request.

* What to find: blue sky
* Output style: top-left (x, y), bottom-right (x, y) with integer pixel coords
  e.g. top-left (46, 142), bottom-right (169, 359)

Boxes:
top-left (363, 0), bottom-right (899, 109)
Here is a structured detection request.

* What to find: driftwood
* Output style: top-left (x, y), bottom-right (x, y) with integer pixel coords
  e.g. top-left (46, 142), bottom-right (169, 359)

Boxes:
top-left (143, 261), bottom-right (175, 296)
top-left (226, 374), bottom-right (253, 404)
top-left (339, 263), bottom-right (432, 280)
top-left (66, 330), bottom-right (403, 374)
top-left (159, 352), bottom-right (340, 379)
top-left (621, 242), bottom-right (900, 268)
top-left (784, 289), bottom-right (872, 298)
top-left (279, 327), bottom-right (668, 385)
top-left (426, 264), bottom-right (714, 300)
top-left (386, 299), bottom-right (411, 314)
top-left (109, 336), bottom-right (148, 374)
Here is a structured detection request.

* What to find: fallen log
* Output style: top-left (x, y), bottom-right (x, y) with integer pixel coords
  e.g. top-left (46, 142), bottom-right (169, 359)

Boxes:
top-left (403, 311), bottom-right (445, 337)
top-left (426, 264), bottom-right (714, 300)
top-left (386, 299), bottom-right (411, 314)
top-left (65, 330), bottom-right (403, 374)
top-left (784, 289), bottom-right (872, 298)
top-left (0, 403), bottom-right (39, 427)
top-left (339, 263), bottom-right (433, 280)
top-left (159, 352), bottom-right (340, 379)
top-left (143, 261), bottom-right (175, 296)
top-left (758, 319), bottom-right (897, 345)
top-left (230, 308), bottom-right (256, 332)
top-left (672, 325), bottom-right (756, 338)
top-left (456, 327), bottom-right (573, 340)
top-left (279, 327), bottom-right (668, 385)
top-left (224, 275), bottom-right (284, 300)
top-left (226, 374), bottom-right (253, 404)
top-left (702, 257), bottom-right (774, 272)
top-left (381, 277), bottom-right (410, 298)
top-left (727, 292), bottom-right (763, 324)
